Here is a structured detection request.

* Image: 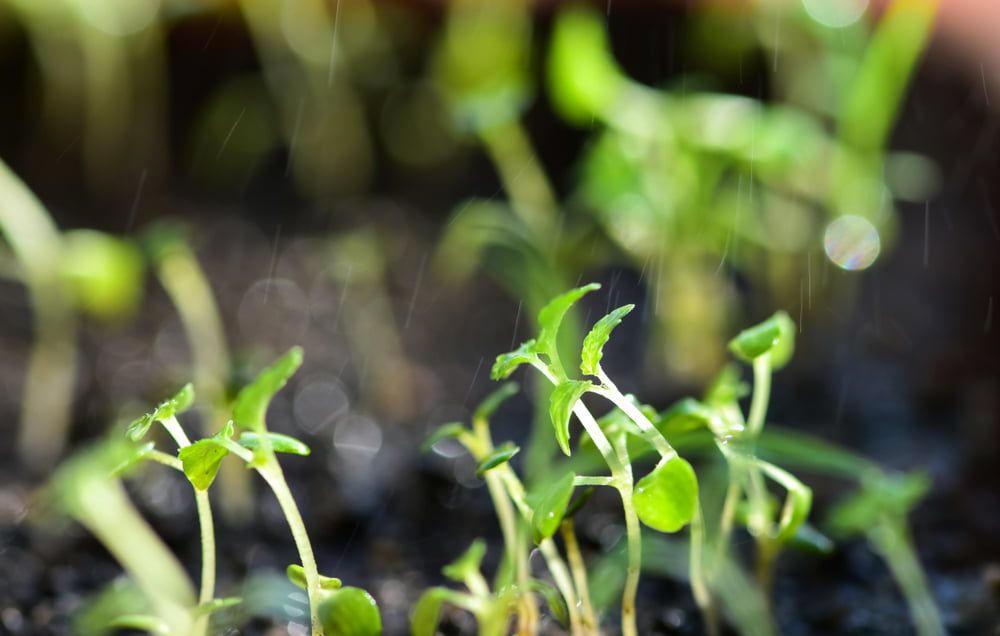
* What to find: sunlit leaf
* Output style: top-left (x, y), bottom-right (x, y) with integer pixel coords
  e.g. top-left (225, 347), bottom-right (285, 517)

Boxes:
top-left (531, 470), bottom-right (576, 544)
top-left (580, 304), bottom-right (634, 376)
top-left (410, 588), bottom-right (449, 636)
top-left (318, 587), bottom-right (382, 636)
top-left (126, 384), bottom-right (195, 442)
top-left (728, 311), bottom-right (795, 369)
top-left (535, 283), bottom-right (600, 376)
top-left (548, 7), bottom-right (624, 124)
top-left (421, 422), bottom-right (467, 453)
top-left (473, 382), bottom-right (519, 424)
top-left (286, 564), bottom-right (342, 591)
top-left (634, 456), bottom-right (698, 533)
top-left (442, 539), bottom-right (486, 583)
top-left (549, 380), bottom-right (594, 456)
top-left (476, 443), bottom-right (520, 476)
top-left (178, 439), bottom-right (229, 491)
top-left (491, 339), bottom-right (539, 381)
top-left (233, 348), bottom-right (303, 431)
top-left (238, 432), bottom-right (310, 456)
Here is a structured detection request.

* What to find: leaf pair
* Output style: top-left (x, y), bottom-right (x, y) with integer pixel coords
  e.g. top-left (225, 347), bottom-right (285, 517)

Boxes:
top-left (126, 383), bottom-right (195, 442)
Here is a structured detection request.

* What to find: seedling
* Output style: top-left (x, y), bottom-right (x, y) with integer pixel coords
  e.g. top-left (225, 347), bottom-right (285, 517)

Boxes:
top-left (491, 283), bottom-right (704, 636)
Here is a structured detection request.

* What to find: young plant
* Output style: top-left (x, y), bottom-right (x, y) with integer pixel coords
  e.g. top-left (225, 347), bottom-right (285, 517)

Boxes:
top-left (491, 283), bottom-right (702, 636)
top-left (421, 383), bottom-right (592, 634)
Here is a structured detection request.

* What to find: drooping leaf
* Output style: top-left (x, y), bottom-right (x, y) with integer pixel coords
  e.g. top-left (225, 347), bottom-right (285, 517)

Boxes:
top-left (233, 348), bottom-right (303, 431)
top-left (238, 432), bottom-right (311, 456)
top-left (442, 539), bottom-right (487, 583)
top-left (410, 588), bottom-right (450, 636)
top-left (580, 304), bottom-right (635, 376)
top-left (178, 439), bottom-right (229, 491)
top-left (421, 422), bottom-right (467, 453)
top-left (531, 470), bottom-right (576, 544)
top-left (490, 339), bottom-right (539, 380)
top-left (318, 586), bottom-right (382, 636)
top-left (286, 564), bottom-right (342, 591)
top-left (530, 578), bottom-right (569, 627)
top-left (548, 380), bottom-right (594, 456)
top-left (728, 311), bottom-right (795, 369)
top-left (634, 455), bottom-right (699, 533)
top-left (473, 382), bottom-right (519, 424)
top-left (476, 443), bottom-right (520, 476)
top-left (192, 597), bottom-right (243, 617)
top-left (535, 283), bottom-right (600, 375)
top-left (126, 384), bottom-right (196, 442)
top-left (547, 7), bottom-right (625, 124)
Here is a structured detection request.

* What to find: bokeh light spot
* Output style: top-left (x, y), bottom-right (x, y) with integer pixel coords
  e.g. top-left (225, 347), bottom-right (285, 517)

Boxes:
top-left (824, 215), bottom-right (880, 271)
top-left (802, 0), bottom-right (868, 29)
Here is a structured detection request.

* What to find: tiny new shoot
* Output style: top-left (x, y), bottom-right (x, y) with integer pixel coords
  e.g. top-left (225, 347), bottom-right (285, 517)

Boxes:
top-left (491, 284), bottom-right (700, 636)
top-left (422, 384), bottom-right (588, 634)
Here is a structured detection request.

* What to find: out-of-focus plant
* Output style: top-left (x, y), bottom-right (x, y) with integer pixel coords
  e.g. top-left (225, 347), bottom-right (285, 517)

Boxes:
top-left (0, 158), bottom-right (144, 468)
top-left (50, 349), bottom-right (382, 636)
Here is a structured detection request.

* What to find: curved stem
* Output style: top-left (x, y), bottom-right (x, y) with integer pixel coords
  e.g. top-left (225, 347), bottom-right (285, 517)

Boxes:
top-left (746, 355), bottom-right (772, 438)
top-left (259, 462), bottom-right (321, 636)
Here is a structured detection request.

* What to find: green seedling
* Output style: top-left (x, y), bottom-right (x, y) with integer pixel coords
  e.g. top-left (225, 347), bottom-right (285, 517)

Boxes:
top-left (492, 283), bottom-right (704, 636)
top-left (423, 383), bottom-right (592, 634)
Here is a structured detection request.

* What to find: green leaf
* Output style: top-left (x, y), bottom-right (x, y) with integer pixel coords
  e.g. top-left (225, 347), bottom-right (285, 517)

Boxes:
top-left (178, 439), bottom-right (229, 491)
top-left (490, 339), bottom-right (539, 380)
top-left (473, 382), bottom-right (519, 423)
top-left (421, 422), bottom-right (467, 453)
top-left (107, 614), bottom-right (169, 634)
top-left (530, 578), bottom-right (569, 627)
top-left (318, 587), bottom-right (382, 636)
top-left (233, 347), bottom-right (303, 431)
top-left (126, 384), bottom-right (195, 441)
top-left (634, 455), bottom-right (699, 533)
top-left (443, 539), bottom-right (486, 583)
top-left (548, 7), bottom-right (625, 124)
top-left (788, 522), bottom-right (835, 556)
top-left (59, 229), bottom-right (145, 321)
top-left (580, 304), bottom-right (634, 376)
top-left (548, 380), bottom-right (594, 456)
top-left (476, 443), bottom-right (520, 476)
top-left (703, 364), bottom-right (750, 405)
top-left (828, 471), bottom-right (930, 537)
top-left (728, 311), bottom-right (795, 369)
top-left (192, 596), bottom-right (243, 617)
top-left (531, 471), bottom-right (576, 544)
top-left (657, 398), bottom-right (715, 436)
top-left (535, 283), bottom-right (600, 375)
top-left (238, 432), bottom-right (311, 456)
top-left (758, 461), bottom-right (813, 544)
top-left (111, 441), bottom-right (156, 476)
top-left (286, 564), bottom-right (342, 591)
top-left (410, 588), bottom-right (450, 636)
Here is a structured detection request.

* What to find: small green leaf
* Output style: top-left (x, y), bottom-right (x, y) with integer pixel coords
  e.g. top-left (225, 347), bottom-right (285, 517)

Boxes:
top-left (490, 339), bottom-right (539, 380)
top-left (60, 229), bottom-right (145, 321)
top-left (788, 522), bottom-right (835, 556)
top-left (178, 439), bottom-right (229, 491)
top-left (531, 471), bottom-right (576, 544)
top-left (535, 283), bottom-right (601, 375)
top-left (421, 422), bottom-right (467, 453)
top-left (476, 443), bottom-right (520, 476)
top-left (233, 348), bottom-right (303, 431)
top-left (728, 311), bottom-right (795, 369)
top-left (111, 441), bottom-right (156, 476)
top-left (410, 588), bottom-right (450, 636)
top-left (828, 471), bottom-right (930, 537)
top-left (443, 539), bottom-right (486, 583)
top-left (286, 564), bottom-right (342, 591)
top-left (657, 398), bottom-right (715, 436)
top-left (548, 380), bottom-right (594, 456)
top-left (126, 384), bottom-right (195, 441)
top-left (548, 7), bottom-right (625, 124)
top-left (473, 382), bottom-right (519, 423)
top-left (318, 587), bottom-right (382, 636)
top-left (107, 614), bottom-right (169, 634)
top-left (704, 364), bottom-right (750, 405)
top-left (192, 596), bottom-right (243, 617)
top-left (634, 455), bottom-right (699, 533)
top-left (530, 578), bottom-right (569, 627)
top-left (238, 432), bottom-right (311, 456)
top-left (580, 304), bottom-right (634, 376)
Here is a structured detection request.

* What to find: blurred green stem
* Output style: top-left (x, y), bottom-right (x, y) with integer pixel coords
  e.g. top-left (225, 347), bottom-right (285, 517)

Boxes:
top-left (868, 518), bottom-right (945, 636)
top-left (0, 159), bottom-right (78, 469)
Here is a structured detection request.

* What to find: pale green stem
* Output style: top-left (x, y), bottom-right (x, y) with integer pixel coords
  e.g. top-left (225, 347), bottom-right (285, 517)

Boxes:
top-left (868, 518), bottom-right (945, 636)
top-left (258, 461), bottom-right (321, 636)
top-left (747, 355), bottom-right (772, 438)
top-left (0, 158), bottom-right (77, 469)
top-left (561, 519), bottom-right (599, 634)
top-left (574, 476), bottom-right (615, 487)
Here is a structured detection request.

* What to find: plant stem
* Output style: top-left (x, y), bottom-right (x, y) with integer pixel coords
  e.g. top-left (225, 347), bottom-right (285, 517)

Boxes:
top-left (560, 519), bottom-right (599, 634)
top-left (259, 461), bottom-right (322, 636)
top-left (689, 505), bottom-right (718, 636)
top-left (747, 355), bottom-right (772, 438)
top-left (868, 518), bottom-right (945, 636)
